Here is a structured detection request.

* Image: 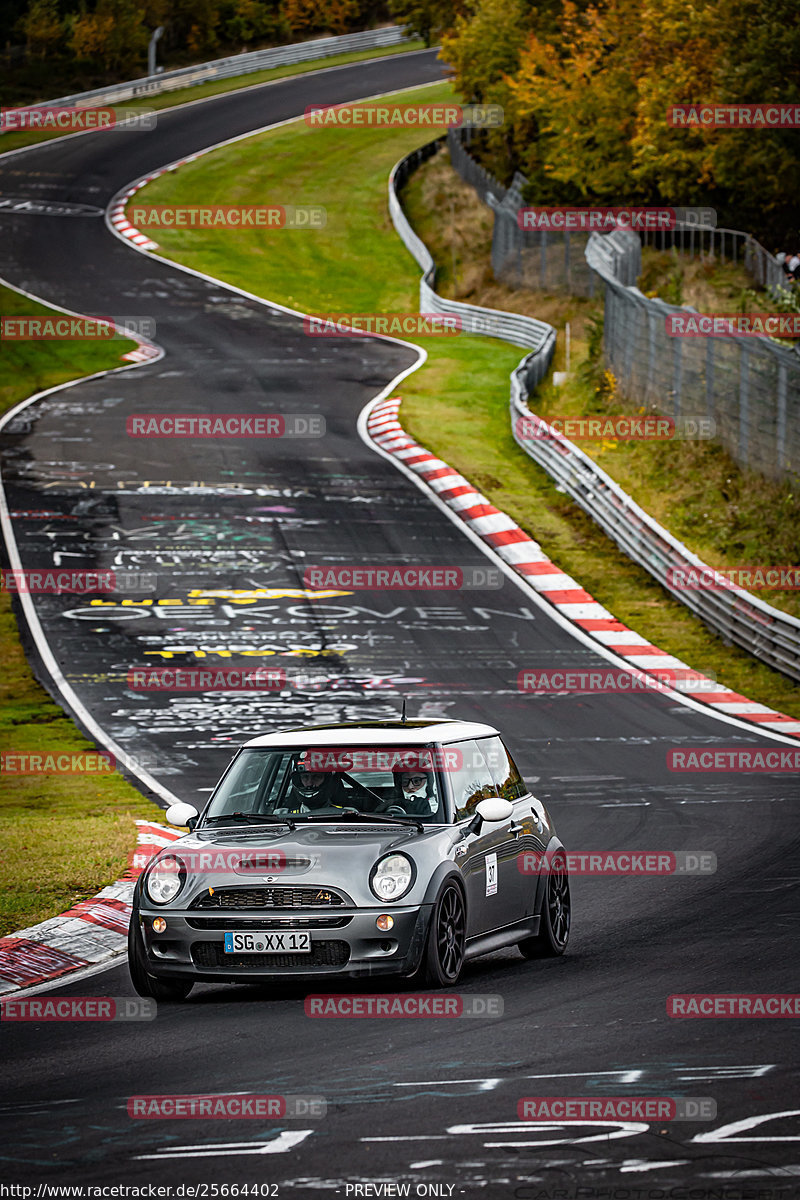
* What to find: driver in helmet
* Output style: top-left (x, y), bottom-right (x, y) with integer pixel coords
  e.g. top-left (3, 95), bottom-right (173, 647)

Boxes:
top-left (285, 765), bottom-right (346, 812)
top-left (391, 768), bottom-right (438, 816)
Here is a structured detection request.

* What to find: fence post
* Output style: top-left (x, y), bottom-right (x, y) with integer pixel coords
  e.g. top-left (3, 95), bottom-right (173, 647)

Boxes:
top-left (647, 307), bottom-right (657, 405)
top-left (705, 337), bottom-right (715, 422)
top-left (777, 359), bottom-right (787, 472)
top-left (738, 345), bottom-right (750, 469)
top-left (672, 328), bottom-right (683, 420)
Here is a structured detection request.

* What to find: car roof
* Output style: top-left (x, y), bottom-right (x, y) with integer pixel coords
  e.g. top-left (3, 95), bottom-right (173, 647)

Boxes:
top-left (243, 719), bottom-right (500, 748)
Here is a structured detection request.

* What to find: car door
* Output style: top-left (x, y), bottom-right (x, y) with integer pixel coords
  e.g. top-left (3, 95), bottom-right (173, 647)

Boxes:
top-left (481, 734), bottom-right (549, 923)
top-left (446, 738), bottom-right (519, 937)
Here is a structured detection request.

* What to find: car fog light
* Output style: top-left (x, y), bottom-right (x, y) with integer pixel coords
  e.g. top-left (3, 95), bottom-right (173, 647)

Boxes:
top-left (376, 914), bottom-right (394, 931)
top-left (152, 917), bottom-right (167, 933)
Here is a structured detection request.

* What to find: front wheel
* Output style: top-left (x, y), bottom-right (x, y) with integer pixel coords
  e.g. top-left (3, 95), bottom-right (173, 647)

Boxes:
top-left (519, 853), bottom-right (570, 959)
top-left (424, 881), bottom-right (466, 987)
top-left (128, 913), bottom-right (193, 1001)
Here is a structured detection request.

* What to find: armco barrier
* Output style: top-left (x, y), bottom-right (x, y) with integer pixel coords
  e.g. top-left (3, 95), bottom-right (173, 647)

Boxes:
top-left (389, 141), bottom-right (555, 372)
top-left (391, 138), bottom-right (800, 683)
top-left (19, 26), bottom-right (412, 111)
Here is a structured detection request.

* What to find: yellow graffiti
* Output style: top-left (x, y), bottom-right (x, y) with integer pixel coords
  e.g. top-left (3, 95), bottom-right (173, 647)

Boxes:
top-left (188, 589), bottom-right (352, 601)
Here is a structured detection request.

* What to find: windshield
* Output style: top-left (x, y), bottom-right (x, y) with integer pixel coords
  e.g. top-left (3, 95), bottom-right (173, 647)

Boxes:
top-left (204, 746), bottom-right (447, 824)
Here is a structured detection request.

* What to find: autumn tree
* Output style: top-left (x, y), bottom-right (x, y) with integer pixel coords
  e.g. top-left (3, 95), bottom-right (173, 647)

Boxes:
top-left (507, 0), bottom-right (641, 202)
top-left (439, 0), bottom-right (530, 181)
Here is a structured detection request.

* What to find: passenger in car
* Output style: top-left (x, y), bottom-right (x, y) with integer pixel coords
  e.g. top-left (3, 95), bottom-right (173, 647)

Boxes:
top-left (394, 769), bottom-right (438, 815)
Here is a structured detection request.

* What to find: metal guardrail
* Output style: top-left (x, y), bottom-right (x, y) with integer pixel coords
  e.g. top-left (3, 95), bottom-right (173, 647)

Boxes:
top-left (389, 141), bottom-right (555, 356)
top-left (23, 26), bottom-right (412, 110)
top-left (392, 137), bottom-right (800, 683)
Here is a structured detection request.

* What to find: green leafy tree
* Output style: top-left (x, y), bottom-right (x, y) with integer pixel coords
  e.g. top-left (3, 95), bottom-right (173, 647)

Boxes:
top-left (69, 0), bottom-right (148, 71)
top-left (19, 0), bottom-right (64, 58)
top-left (387, 0), bottom-right (462, 47)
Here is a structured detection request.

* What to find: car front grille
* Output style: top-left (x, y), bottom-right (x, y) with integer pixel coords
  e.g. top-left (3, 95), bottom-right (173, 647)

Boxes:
top-left (185, 916), bottom-right (351, 930)
top-left (191, 886), bottom-right (347, 910)
top-left (191, 940), bottom-right (350, 970)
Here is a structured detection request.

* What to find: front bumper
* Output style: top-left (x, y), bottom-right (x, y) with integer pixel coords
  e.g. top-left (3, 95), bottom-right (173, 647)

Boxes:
top-left (135, 904), bottom-right (432, 982)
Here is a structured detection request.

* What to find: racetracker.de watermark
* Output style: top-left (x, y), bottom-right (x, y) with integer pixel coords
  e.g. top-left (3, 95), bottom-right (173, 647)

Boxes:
top-left (303, 566), bottom-right (502, 590)
top-left (517, 668), bottom-right (718, 694)
top-left (126, 414), bottom-right (324, 438)
top-left (304, 313), bottom-right (460, 337)
top-left (297, 746), bottom-right (465, 772)
top-left (127, 667), bottom-right (287, 692)
top-left (667, 103), bottom-right (800, 127)
top-left (1, 997), bottom-right (154, 1021)
top-left (304, 102), bottom-right (503, 128)
top-left (517, 1096), bottom-right (716, 1120)
top-left (518, 851), bottom-right (716, 875)
top-left (150, 849), bottom-right (287, 874)
top-left (517, 206), bottom-right (716, 231)
top-left (667, 748), bottom-right (800, 772)
top-left (1, 750), bottom-right (155, 774)
top-left (305, 994), bottom-right (503, 1017)
top-left (666, 313), bottom-right (800, 338)
top-left (668, 994), bottom-right (800, 1017)
top-left (130, 205), bottom-right (326, 228)
top-left (1, 569), bottom-right (155, 593)
top-left (2, 316), bottom-right (115, 340)
top-left (514, 414), bottom-right (715, 441)
top-left (128, 1094), bottom-right (326, 1118)
top-left (0, 315), bottom-right (157, 340)
top-left (0, 106), bottom-right (156, 132)
top-left (668, 565), bottom-right (800, 590)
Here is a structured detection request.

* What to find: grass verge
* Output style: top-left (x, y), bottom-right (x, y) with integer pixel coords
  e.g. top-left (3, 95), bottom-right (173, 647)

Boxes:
top-left (0, 286), bottom-right (163, 937)
top-left (0, 39), bottom-right (426, 158)
top-left (126, 90), bottom-right (800, 721)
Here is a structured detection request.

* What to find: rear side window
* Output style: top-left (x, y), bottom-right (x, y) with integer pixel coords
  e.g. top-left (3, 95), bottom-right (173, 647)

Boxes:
top-left (479, 736), bottom-right (528, 801)
top-left (447, 739), bottom-right (499, 821)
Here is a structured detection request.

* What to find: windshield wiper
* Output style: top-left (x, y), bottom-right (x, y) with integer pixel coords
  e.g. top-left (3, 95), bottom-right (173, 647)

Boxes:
top-left (295, 808), bottom-right (424, 833)
top-left (203, 813), bottom-right (296, 829)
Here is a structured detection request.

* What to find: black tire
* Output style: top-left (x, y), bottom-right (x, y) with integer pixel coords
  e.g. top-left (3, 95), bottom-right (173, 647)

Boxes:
top-left (519, 852), bottom-right (570, 959)
top-left (128, 912), bottom-right (193, 1001)
top-left (423, 881), bottom-right (466, 987)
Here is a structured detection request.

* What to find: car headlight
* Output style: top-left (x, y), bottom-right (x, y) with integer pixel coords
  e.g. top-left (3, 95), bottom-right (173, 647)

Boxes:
top-left (145, 854), bottom-right (185, 905)
top-left (370, 853), bottom-right (414, 902)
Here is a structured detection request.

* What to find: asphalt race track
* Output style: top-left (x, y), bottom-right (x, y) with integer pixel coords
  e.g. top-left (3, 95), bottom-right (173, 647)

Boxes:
top-left (1, 49), bottom-right (799, 1197)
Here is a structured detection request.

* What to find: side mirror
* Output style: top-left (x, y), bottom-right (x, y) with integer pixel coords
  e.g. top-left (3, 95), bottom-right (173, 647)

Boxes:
top-left (165, 801), bottom-right (199, 830)
top-left (476, 796), bottom-right (513, 823)
top-left (467, 795), bottom-right (513, 834)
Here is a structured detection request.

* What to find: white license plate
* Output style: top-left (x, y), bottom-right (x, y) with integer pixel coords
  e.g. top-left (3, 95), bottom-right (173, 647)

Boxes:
top-left (224, 930), bottom-right (311, 954)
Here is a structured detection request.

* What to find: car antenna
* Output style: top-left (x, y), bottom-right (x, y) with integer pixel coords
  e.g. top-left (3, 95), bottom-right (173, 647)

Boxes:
top-left (401, 697), bottom-right (407, 724)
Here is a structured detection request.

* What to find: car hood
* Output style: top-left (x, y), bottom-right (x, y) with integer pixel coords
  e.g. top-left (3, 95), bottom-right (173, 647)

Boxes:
top-left (146, 822), bottom-right (448, 908)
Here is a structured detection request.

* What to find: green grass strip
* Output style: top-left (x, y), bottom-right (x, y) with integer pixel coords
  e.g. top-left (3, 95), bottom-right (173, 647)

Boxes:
top-left (0, 287), bottom-right (163, 937)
